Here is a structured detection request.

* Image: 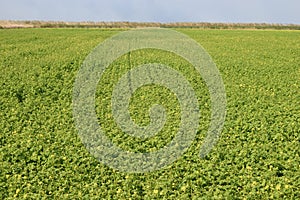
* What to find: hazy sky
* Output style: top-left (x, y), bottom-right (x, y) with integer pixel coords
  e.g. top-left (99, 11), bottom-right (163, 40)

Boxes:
top-left (1, 0), bottom-right (299, 24)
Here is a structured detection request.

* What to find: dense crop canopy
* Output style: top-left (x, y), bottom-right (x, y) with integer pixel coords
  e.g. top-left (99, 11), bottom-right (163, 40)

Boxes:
top-left (0, 28), bottom-right (299, 199)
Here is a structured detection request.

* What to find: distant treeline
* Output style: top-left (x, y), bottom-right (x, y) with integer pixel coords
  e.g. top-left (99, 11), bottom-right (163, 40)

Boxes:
top-left (1, 20), bottom-right (299, 30)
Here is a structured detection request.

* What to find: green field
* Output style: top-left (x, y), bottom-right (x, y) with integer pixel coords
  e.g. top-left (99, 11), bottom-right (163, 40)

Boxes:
top-left (0, 28), bottom-right (299, 199)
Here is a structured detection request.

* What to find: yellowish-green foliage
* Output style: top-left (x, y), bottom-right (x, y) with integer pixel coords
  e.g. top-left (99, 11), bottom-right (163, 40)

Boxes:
top-left (0, 28), bottom-right (299, 199)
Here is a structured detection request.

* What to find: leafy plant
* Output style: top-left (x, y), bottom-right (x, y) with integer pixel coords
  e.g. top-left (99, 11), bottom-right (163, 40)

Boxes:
top-left (0, 28), bottom-right (299, 199)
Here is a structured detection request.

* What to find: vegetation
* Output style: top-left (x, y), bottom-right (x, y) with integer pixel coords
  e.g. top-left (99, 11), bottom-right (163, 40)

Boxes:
top-left (0, 28), bottom-right (299, 199)
top-left (1, 20), bottom-right (300, 30)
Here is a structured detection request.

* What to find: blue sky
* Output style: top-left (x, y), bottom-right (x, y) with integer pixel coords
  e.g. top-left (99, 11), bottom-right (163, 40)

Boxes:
top-left (0, 0), bottom-right (299, 24)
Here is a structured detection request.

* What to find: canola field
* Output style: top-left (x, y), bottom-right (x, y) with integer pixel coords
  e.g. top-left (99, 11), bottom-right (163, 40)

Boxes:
top-left (0, 28), bottom-right (299, 199)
